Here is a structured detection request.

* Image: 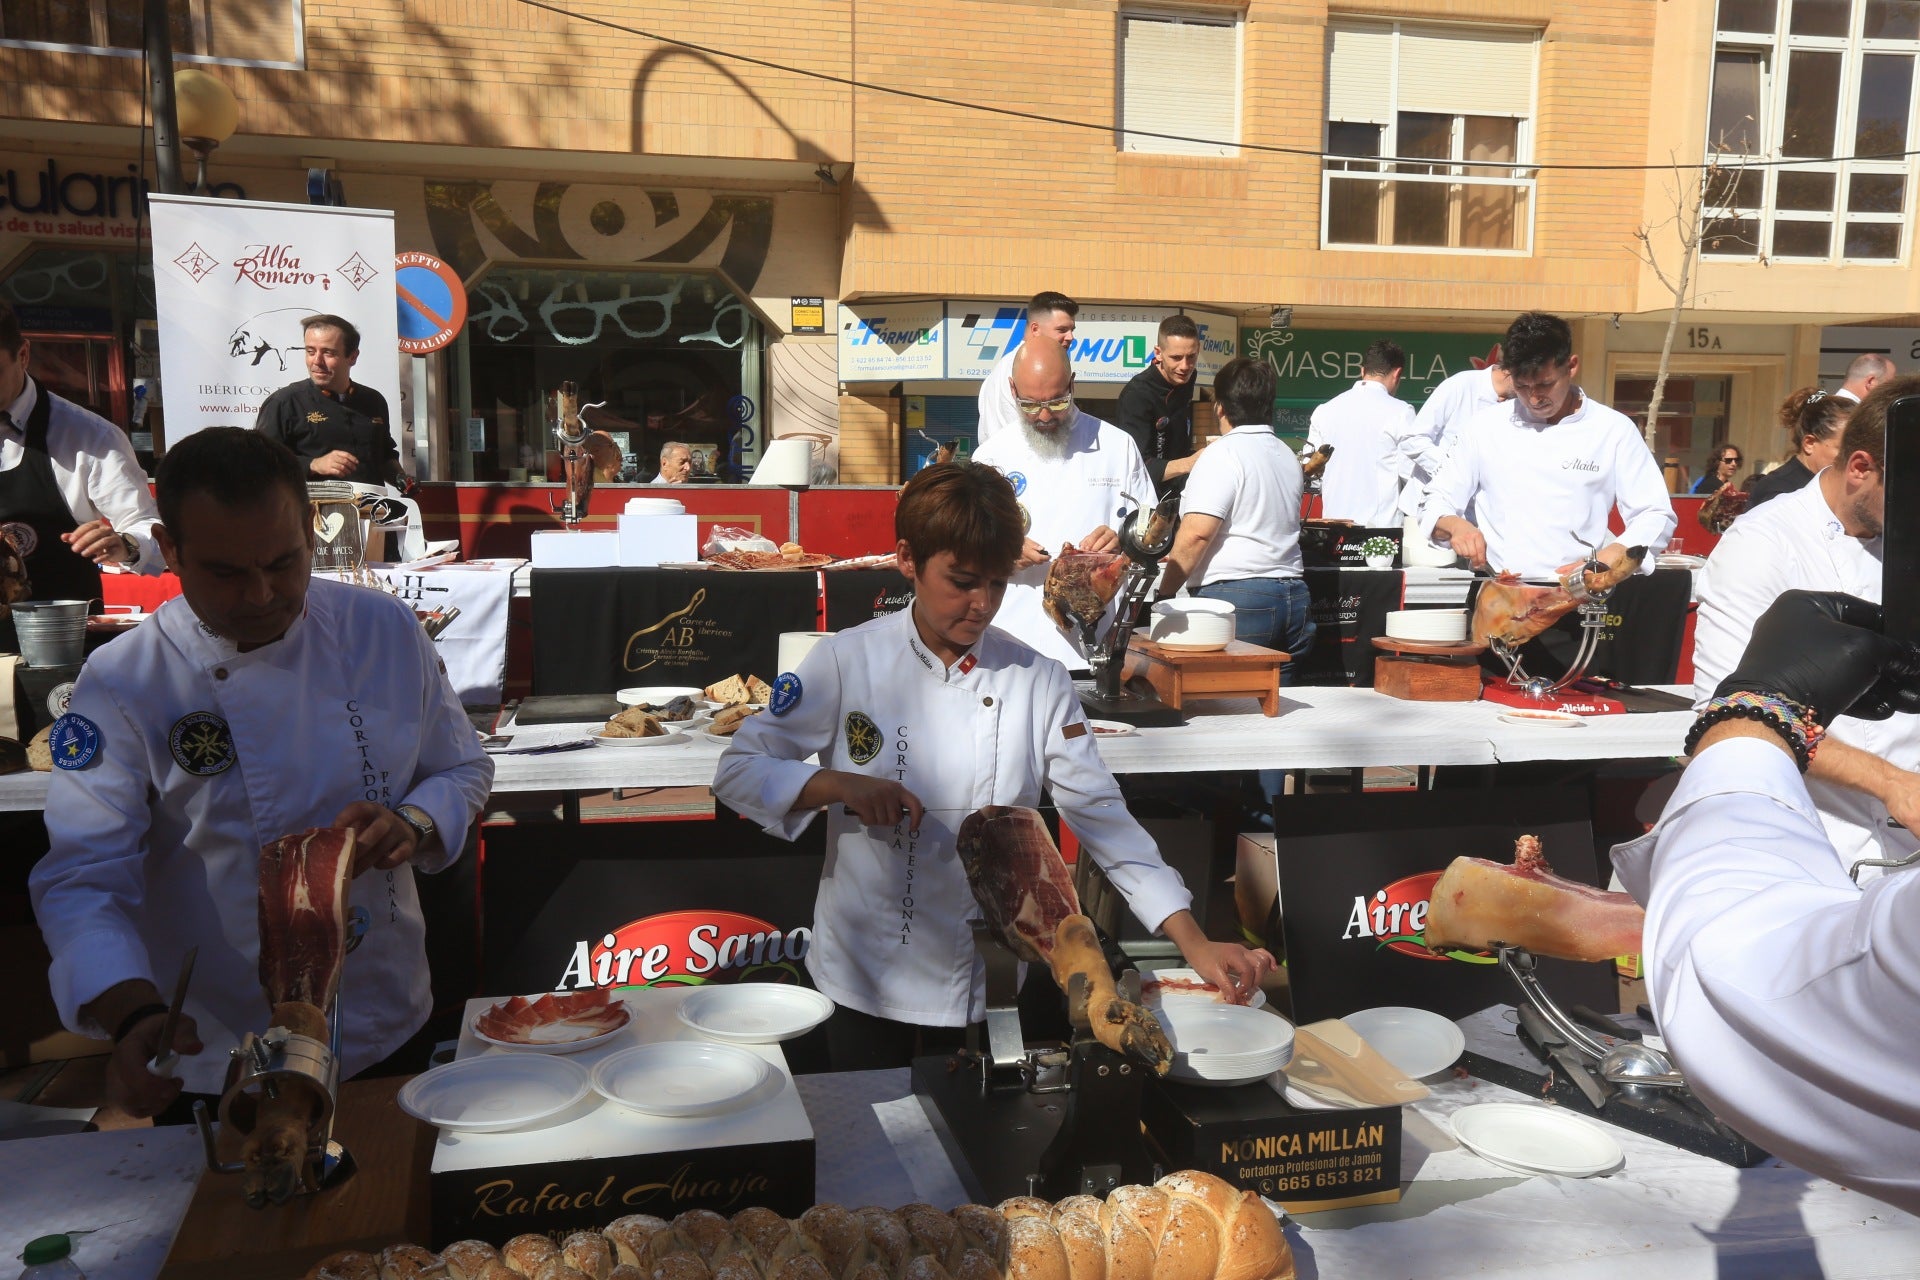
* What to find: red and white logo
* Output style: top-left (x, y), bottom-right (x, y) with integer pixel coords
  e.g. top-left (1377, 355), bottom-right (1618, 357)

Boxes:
top-left (556, 909), bottom-right (813, 990)
top-left (1340, 871), bottom-right (1493, 964)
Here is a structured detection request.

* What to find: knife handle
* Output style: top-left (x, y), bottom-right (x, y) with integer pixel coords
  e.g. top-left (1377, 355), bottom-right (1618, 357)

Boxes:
top-left (147, 1050), bottom-right (180, 1080)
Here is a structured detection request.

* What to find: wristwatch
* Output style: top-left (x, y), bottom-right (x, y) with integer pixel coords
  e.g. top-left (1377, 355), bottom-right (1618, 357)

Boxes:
top-left (394, 803), bottom-right (437, 850)
top-left (118, 532), bottom-right (139, 565)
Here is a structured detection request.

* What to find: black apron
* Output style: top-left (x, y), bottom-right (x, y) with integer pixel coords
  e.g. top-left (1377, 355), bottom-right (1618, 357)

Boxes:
top-left (0, 386), bottom-right (101, 653)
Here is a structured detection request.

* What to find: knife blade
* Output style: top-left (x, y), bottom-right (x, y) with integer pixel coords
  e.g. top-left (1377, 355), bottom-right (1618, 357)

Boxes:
top-left (146, 945), bottom-right (197, 1080)
top-left (1518, 1003), bottom-right (1612, 1111)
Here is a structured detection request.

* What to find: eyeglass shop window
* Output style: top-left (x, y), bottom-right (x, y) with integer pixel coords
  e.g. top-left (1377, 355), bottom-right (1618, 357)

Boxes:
top-left (451, 266), bottom-right (764, 483)
top-left (0, 245), bottom-right (158, 470)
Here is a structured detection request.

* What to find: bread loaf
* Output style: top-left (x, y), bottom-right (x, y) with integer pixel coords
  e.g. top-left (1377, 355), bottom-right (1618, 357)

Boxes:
top-left (348, 1173), bottom-right (1288, 1280)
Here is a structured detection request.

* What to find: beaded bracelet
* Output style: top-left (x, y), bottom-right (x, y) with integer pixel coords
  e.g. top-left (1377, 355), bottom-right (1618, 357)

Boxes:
top-left (1684, 690), bottom-right (1827, 772)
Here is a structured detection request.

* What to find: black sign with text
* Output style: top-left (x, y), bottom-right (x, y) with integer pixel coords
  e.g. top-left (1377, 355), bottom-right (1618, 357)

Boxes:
top-left (1274, 787), bottom-right (1617, 1025)
top-left (529, 568), bottom-right (817, 694)
top-left (1296, 568), bottom-right (1404, 687)
top-left (823, 568), bottom-right (913, 632)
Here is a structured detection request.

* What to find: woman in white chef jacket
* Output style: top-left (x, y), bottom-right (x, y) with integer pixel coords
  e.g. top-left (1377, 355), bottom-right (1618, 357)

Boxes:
top-left (714, 464), bottom-right (1273, 1068)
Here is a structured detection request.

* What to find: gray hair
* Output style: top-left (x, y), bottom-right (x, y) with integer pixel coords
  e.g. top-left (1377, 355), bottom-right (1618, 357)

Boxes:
top-left (659, 441), bottom-right (692, 460)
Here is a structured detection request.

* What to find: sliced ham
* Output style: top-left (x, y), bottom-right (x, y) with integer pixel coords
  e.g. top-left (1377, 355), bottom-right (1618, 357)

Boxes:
top-left (1424, 834), bottom-right (1644, 964)
top-left (475, 986), bottom-right (629, 1044)
top-left (258, 828), bottom-right (355, 1009)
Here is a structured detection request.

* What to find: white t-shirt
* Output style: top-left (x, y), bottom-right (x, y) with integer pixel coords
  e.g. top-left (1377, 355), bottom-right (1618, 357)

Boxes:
top-left (1417, 391), bottom-right (1677, 579)
top-left (0, 377), bottom-right (165, 573)
top-left (975, 347), bottom-right (1022, 446)
top-left (1178, 424), bottom-right (1305, 587)
top-left (973, 410), bottom-right (1155, 670)
top-left (1689, 474), bottom-right (1912, 879)
top-left (1307, 380), bottom-right (1421, 526)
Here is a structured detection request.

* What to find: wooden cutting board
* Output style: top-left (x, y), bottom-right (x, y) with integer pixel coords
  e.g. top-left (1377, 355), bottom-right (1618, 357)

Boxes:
top-left (1286, 1020), bottom-right (1430, 1108)
top-left (161, 1076), bottom-right (434, 1280)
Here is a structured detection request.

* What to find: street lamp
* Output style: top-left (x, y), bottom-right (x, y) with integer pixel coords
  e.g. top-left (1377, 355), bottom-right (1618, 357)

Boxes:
top-left (174, 69), bottom-right (239, 195)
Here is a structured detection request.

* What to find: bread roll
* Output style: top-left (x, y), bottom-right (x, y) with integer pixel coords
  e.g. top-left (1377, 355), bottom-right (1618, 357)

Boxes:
top-left (26, 723), bottom-right (51, 771)
top-left (532, 1261), bottom-right (589, 1280)
top-left (747, 676), bottom-right (773, 703)
top-left (562, 1231), bottom-right (614, 1280)
top-left (381, 1243), bottom-right (448, 1280)
top-left (502, 1235), bottom-right (560, 1278)
top-left (308, 1251), bottom-right (380, 1280)
top-left (608, 1267), bottom-right (646, 1280)
top-left (704, 675), bottom-right (749, 705)
top-left (604, 1215), bottom-right (670, 1266)
top-left (440, 1241), bottom-right (500, 1280)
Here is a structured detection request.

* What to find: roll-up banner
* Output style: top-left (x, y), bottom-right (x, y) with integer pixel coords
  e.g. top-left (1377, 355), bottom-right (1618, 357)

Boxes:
top-left (148, 194), bottom-right (400, 443)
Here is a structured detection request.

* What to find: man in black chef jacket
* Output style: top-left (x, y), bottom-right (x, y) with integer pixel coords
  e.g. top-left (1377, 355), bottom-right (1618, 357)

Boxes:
top-left (1115, 313), bottom-right (1205, 495)
top-left (0, 302), bottom-right (165, 652)
top-left (255, 314), bottom-right (408, 488)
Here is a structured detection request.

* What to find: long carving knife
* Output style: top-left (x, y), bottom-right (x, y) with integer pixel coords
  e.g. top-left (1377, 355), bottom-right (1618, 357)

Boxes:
top-left (146, 945), bottom-right (198, 1080)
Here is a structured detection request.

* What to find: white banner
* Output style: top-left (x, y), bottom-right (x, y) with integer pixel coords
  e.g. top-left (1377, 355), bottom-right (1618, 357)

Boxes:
top-left (363, 558), bottom-right (521, 706)
top-left (149, 195), bottom-right (400, 443)
top-left (836, 299), bottom-right (945, 381)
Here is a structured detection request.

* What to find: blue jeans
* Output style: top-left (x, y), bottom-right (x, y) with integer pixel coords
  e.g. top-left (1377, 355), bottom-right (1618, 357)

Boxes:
top-left (1193, 576), bottom-right (1316, 686)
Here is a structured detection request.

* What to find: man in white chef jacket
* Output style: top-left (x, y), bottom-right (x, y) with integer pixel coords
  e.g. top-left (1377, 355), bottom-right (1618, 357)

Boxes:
top-left (1398, 358), bottom-right (1513, 518)
top-left (29, 429), bottom-right (492, 1118)
top-left (975, 291), bottom-right (1077, 447)
top-left (972, 338), bottom-right (1155, 673)
top-left (1692, 377), bottom-right (1920, 881)
top-left (715, 462), bottom-right (1272, 1069)
top-left (1305, 340), bottom-right (1421, 526)
top-left (1419, 311), bottom-right (1676, 579)
top-left (1614, 590), bottom-right (1920, 1215)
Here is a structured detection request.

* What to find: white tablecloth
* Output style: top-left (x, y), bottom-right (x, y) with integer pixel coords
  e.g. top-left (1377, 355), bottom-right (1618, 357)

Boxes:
top-left (361, 558), bottom-right (524, 706)
top-left (0, 688), bottom-right (1692, 811)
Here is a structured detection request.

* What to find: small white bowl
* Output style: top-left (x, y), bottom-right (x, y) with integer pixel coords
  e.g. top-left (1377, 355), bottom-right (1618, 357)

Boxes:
top-left (1149, 598), bottom-right (1236, 648)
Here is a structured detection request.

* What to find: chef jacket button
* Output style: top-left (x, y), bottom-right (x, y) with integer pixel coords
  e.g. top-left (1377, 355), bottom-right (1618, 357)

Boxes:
top-left (214, 667), bottom-right (228, 680)
top-left (983, 696), bottom-right (994, 707)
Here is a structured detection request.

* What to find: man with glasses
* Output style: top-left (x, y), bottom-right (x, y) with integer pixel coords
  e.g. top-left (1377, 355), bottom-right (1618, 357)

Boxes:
top-left (976, 292), bottom-right (1077, 447)
top-left (972, 338), bottom-right (1153, 672)
top-left (1693, 446), bottom-right (1744, 494)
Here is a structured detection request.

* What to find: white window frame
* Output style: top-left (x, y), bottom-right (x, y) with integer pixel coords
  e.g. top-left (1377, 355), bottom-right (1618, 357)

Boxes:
top-left (1319, 19), bottom-right (1540, 256)
top-left (1704, 0), bottom-right (1919, 265)
top-left (1117, 7), bottom-right (1244, 158)
top-left (0, 0), bottom-right (305, 69)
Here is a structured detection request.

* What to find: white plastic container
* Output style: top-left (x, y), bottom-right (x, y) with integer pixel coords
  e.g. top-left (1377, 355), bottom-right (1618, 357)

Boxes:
top-left (616, 513), bottom-right (698, 566)
top-left (530, 529), bottom-right (620, 569)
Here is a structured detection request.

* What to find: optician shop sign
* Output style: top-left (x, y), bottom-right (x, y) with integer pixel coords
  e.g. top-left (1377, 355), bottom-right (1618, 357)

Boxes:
top-left (838, 301), bottom-right (1238, 385)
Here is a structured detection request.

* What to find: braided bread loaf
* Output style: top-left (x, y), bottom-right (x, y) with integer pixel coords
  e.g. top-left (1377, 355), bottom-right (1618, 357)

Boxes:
top-left (303, 1171), bottom-right (1293, 1280)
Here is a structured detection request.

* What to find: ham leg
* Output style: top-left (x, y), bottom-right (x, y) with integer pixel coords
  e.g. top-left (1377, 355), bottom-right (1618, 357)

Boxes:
top-left (1424, 835), bottom-right (1644, 963)
top-left (1042, 546), bottom-right (1131, 640)
top-left (246, 827), bottom-right (355, 1207)
top-left (957, 807), bottom-right (1173, 1072)
top-left (1471, 547), bottom-right (1647, 648)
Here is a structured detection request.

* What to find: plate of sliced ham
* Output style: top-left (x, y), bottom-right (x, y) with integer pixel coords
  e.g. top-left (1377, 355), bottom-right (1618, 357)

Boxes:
top-left (1139, 966), bottom-right (1269, 1011)
top-left (472, 989), bottom-right (633, 1052)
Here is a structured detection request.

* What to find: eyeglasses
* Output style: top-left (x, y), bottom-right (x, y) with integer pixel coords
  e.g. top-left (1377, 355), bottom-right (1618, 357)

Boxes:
top-left (1013, 392), bottom-right (1074, 418)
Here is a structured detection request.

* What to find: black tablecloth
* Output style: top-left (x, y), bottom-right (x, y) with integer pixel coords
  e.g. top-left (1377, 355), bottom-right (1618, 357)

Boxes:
top-left (1296, 568), bottom-right (1405, 687)
top-left (530, 568), bottom-right (819, 694)
top-left (823, 569), bottom-right (914, 631)
top-left (1476, 568), bottom-right (1694, 687)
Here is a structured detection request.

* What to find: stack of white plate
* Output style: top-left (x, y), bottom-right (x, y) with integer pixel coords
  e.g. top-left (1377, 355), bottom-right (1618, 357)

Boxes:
top-left (1384, 609), bottom-right (1468, 643)
top-left (624, 497), bottom-right (687, 515)
top-left (1147, 598), bottom-right (1235, 651)
top-left (1156, 1003), bottom-right (1295, 1087)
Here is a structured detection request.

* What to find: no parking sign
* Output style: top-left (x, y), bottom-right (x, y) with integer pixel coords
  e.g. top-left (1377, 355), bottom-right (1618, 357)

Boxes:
top-left (394, 251), bottom-right (467, 354)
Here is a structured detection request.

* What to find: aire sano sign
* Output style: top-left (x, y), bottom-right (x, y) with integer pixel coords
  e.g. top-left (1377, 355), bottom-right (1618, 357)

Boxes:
top-left (555, 909), bottom-right (811, 990)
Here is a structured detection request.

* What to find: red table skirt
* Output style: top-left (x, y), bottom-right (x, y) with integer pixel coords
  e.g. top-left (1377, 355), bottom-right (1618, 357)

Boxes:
top-left (101, 571), bottom-right (184, 612)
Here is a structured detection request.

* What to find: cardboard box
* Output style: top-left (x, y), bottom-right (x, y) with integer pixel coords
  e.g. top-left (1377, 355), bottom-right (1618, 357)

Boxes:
top-left (1232, 832), bottom-right (1279, 953)
top-left (530, 529), bottom-right (620, 569)
top-left (1142, 1074), bottom-right (1401, 1213)
top-left (429, 988), bottom-right (814, 1247)
top-left (618, 514), bottom-right (698, 567)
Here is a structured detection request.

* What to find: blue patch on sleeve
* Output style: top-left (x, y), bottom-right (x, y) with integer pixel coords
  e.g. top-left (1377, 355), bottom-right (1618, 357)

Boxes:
top-left (49, 712), bottom-right (101, 771)
top-left (770, 672), bottom-right (803, 717)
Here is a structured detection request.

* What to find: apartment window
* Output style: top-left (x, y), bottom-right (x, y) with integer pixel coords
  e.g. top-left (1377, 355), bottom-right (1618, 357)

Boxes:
top-left (1322, 21), bottom-right (1539, 252)
top-left (0, 0), bottom-right (301, 67)
top-left (1704, 0), bottom-right (1918, 262)
top-left (1119, 10), bottom-right (1241, 157)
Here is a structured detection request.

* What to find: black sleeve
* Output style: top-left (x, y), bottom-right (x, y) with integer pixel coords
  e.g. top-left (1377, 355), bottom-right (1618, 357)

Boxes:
top-left (1114, 380), bottom-right (1169, 489)
top-left (255, 388), bottom-right (311, 462)
top-left (368, 389), bottom-right (403, 478)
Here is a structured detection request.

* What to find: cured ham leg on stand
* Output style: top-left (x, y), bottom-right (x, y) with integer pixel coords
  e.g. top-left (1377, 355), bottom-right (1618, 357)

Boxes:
top-left (1042, 547), bottom-right (1130, 641)
top-left (957, 807), bottom-right (1172, 1073)
top-left (1424, 835), bottom-right (1644, 964)
top-left (244, 827), bottom-right (355, 1207)
top-left (1471, 546), bottom-right (1647, 648)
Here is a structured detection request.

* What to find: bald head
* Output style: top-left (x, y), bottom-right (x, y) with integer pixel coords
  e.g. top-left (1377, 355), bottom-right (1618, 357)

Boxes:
top-left (1008, 338), bottom-right (1075, 437)
top-left (1844, 352), bottom-right (1898, 397)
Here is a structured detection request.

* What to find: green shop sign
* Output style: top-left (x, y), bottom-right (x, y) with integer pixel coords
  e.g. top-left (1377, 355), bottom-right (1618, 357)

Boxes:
top-left (1243, 328), bottom-right (1502, 435)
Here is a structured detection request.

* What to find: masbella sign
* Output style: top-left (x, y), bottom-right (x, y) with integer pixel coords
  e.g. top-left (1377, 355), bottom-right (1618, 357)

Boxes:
top-left (837, 300), bottom-right (1237, 385)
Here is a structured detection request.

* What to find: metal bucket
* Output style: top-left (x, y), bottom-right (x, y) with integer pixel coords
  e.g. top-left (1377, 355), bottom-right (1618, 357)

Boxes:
top-left (12, 598), bottom-right (92, 667)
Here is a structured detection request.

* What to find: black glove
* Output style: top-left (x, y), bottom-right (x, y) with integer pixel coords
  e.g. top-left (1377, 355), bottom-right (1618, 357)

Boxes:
top-left (1716, 590), bottom-right (1920, 723)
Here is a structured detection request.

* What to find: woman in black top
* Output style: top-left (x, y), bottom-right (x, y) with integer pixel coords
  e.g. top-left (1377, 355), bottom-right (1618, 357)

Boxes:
top-left (1745, 388), bottom-right (1852, 511)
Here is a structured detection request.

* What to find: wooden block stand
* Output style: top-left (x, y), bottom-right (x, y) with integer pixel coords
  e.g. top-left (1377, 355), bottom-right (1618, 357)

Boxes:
top-left (161, 1077), bottom-right (434, 1280)
top-left (1369, 636), bottom-right (1486, 702)
top-left (1122, 638), bottom-right (1286, 716)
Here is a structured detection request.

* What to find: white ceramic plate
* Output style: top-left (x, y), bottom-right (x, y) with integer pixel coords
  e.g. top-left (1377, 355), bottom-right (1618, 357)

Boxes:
top-left (398, 1054), bottom-right (590, 1132)
top-left (702, 730), bottom-right (748, 747)
top-left (1338, 1006), bottom-right (1465, 1079)
top-left (1497, 710), bottom-right (1587, 728)
top-left (615, 686), bottom-right (704, 707)
top-left (1087, 720), bottom-right (1138, 739)
top-left (592, 726), bottom-right (689, 747)
top-left (471, 999), bottom-right (633, 1054)
top-left (1450, 1102), bottom-right (1625, 1178)
top-left (591, 1042), bottom-right (774, 1117)
top-left (1157, 1003), bottom-right (1294, 1083)
top-left (678, 985), bottom-right (836, 1043)
top-left (1138, 966), bottom-right (1269, 1011)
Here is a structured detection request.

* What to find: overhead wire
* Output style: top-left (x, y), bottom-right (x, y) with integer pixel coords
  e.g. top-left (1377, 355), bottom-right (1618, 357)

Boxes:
top-left (510, 0), bottom-right (1920, 174)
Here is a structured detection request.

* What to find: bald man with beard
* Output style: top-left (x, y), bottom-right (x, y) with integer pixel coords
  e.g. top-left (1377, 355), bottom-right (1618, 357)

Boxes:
top-left (971, 339), bottom-right (1154, 672)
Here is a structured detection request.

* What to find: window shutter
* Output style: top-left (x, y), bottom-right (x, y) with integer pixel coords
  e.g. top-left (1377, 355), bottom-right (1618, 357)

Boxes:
top-left (1327, 23), bottom-right (1394, 125)
top-left (1121, 14), bottom-right (1239, 156)
top-left (1396, 25), bottom-right (1538, 117)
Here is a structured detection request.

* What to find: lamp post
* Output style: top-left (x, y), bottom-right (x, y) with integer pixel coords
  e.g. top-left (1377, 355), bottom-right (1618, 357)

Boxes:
top-left (174, 70), bottom-right (239, 195)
